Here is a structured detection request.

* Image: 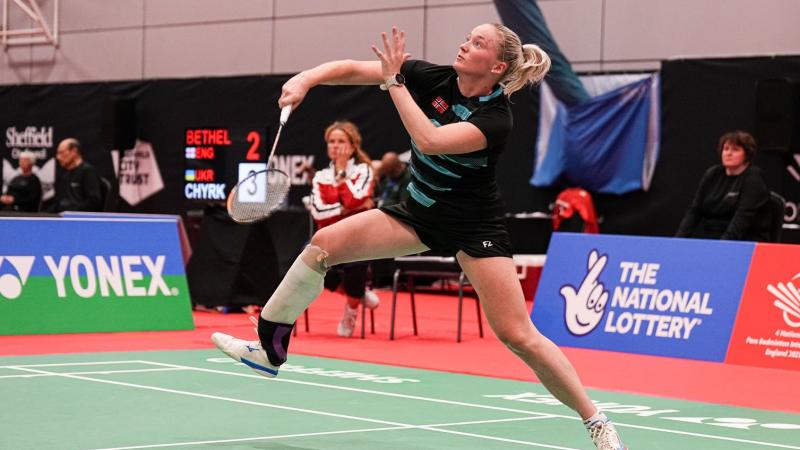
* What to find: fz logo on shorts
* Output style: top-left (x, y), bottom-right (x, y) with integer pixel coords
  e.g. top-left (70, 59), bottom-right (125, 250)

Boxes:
top-left (559, 250), bottom-right (609, 336)
top-left (0, 256), bottom-right (35, 300)
top-left (482, 241), bottom-right (493, 248)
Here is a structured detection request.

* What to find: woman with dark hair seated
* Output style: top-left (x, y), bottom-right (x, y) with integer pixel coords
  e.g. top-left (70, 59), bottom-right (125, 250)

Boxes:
top-left (676, 130), bottom-right (770, 241)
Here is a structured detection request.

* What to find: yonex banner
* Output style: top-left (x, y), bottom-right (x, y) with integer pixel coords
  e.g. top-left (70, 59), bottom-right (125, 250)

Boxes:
top-left (531, 233), bottom-right (753, 362)
top-left (0, 216), bottom-right (193, 335)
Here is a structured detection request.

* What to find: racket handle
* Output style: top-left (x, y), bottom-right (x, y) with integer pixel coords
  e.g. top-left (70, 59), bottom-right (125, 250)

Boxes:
top-left (280, 105), bottom-right (292, 125)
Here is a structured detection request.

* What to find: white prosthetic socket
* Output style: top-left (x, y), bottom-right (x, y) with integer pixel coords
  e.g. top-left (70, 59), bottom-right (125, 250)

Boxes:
top-left (260, 244), bottom-right (330, 324)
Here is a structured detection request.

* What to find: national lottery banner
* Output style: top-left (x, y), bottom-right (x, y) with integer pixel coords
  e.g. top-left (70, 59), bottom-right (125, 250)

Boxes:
top-left (0, 216), bottom-right (193, 335)
top-left (531, 233), bottom-right (754, 362)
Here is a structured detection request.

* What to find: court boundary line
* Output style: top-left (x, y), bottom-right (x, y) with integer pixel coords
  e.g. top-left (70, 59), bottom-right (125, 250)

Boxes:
top-left (5, 358), bottom-right (800, 450)
top-left (143, 360), bottom-right (564, 417)
top-left (10, 365), bottom-right (579, 450)
top-left (0, 367), bottom-right (187, 379)
top-left (143, 359), bottom-right (800, 450)
top-left (0, 360), bottom-right (143, 368)
top-left (91, 417), bottom-right (558, 450)
top-left (92, 426), bottom-right (414, 450)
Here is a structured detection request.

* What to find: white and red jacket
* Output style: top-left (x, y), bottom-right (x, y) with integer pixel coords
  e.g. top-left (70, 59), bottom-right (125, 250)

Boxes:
top-left (310, 159), bottom-right (375, 228)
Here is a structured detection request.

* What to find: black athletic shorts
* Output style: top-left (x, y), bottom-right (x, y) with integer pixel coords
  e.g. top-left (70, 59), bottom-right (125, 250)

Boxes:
top-left (380, 202), bottom-right (512, 258)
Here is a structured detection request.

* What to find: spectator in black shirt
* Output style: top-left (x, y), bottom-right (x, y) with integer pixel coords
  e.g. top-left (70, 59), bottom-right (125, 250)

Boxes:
top-left (676, 130), bottom-right (770, 241)
top-left (1, 150), bottom-right (42, 212)
top-left (47, 138), bottom-right (103, 212)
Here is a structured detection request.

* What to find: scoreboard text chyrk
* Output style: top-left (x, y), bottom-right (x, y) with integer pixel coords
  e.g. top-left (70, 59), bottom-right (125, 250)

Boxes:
top-left (183, 127), bottom-right (266, 201)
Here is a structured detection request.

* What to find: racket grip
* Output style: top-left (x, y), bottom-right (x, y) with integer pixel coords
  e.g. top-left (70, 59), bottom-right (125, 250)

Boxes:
top-left (280, 105), bottom-right (292, 125)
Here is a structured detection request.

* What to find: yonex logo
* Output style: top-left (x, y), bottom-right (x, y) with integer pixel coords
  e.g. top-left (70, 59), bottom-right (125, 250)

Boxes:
top-left (0, 256), bottom-right (35, 299)
top-left (559, 250), bottom-right (609, 336)
top-left (767, 272), bottom-right (800, 328)
top-left (1, 255), bottom-right (176, 299)
top-left (44, 255), bottom-right (174, 298)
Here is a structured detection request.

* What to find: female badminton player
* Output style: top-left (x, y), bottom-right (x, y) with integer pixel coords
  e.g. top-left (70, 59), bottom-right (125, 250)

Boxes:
top-left (213, 23), bottom-right (627, 450)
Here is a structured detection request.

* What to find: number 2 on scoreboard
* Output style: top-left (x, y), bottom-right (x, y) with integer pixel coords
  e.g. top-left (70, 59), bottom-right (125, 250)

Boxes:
top-left (246, 131), bottom-right (261, 161)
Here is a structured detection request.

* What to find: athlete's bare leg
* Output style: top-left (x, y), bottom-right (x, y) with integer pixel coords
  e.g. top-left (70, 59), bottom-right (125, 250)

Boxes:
top-left (456, 252), bottom-right (597, 419)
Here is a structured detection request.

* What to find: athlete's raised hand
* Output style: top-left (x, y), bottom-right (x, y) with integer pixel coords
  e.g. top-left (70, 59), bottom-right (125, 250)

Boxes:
top-left (371, 26), bottom-right (411, 78)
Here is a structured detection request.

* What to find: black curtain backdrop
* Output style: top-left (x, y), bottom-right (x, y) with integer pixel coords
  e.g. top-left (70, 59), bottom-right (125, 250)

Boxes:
top-left (2, 55), bottom-right (798, 238)
top-left (527, 56), bottom-right (800, 238)
top-left (655, 56), bottom-right (800, 236)
top-left (0, 75), bottom-right (541, 215)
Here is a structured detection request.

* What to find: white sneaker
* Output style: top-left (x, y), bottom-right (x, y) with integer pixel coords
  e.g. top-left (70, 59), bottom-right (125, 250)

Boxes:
top-left (363, 288), bottom-right (380, 309)
top-left (588, 420), bottom-right (627, 450)
top-left (211, 332), bottom-right (279, 378)
top-left (337, 305), bottom-right (358, 337)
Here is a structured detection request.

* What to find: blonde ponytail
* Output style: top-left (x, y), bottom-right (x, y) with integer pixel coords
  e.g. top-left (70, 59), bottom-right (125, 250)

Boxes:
top-left (491, 24), bottom-right (552, 96)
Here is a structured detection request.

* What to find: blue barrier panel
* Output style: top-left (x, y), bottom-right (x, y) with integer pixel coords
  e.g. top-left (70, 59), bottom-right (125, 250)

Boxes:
top-left (0, 216), bottom-right (193, 335)
top-left (531, 233), bottom-right (754, 361)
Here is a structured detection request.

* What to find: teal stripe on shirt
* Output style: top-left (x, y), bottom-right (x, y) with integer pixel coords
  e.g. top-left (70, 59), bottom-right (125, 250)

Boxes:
top-left (411, 141), bottom-right (461, 178)
top-left (407, 181), bottom-right (435, 207)
top-left (437, 153), bottom-right (488, 169)
top-left (409, 164), bottom-right (451, 191)
top-left (479, 86), bottom-right (503, 102)
top-left (451, 104), bottom-right (473, 120)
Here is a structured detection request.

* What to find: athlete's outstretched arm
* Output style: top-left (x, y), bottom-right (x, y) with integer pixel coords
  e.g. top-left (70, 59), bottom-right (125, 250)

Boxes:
top-left (279, 60), bottom-right (384, 109)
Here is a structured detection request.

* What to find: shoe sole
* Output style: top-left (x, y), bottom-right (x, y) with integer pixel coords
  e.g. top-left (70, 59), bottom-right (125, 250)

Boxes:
top-left (239, 357), bottom-right (279, 377)
top-left (211, 333), bottom-right (279, 378)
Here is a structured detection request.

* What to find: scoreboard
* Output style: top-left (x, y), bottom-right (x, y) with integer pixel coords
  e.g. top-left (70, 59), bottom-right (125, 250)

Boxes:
top-left (183, 126), bottom-right (269, 202)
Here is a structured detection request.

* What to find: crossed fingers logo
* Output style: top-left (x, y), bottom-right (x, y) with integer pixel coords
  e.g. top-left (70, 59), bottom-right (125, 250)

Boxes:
top-left (559, 250), bottom-right (609, 336)
top-left (0, 256), bottom-right (35, 299)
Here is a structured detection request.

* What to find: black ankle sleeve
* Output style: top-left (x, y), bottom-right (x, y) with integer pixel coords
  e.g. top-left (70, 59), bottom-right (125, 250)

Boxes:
top-left (257, 316), bottom-right (294, 367)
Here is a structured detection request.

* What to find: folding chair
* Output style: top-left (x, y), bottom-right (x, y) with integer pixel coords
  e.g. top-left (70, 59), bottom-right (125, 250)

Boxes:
top-left (390, 255), bottom-right (483, 342)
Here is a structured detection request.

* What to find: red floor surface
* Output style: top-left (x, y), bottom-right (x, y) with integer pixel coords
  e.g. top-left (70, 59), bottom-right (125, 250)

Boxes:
top-left (1, 289), bottom-right (797, 413)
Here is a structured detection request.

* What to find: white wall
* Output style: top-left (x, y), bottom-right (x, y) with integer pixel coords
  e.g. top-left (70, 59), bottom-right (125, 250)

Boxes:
top-left (1, 0), bottom-right (799, 85)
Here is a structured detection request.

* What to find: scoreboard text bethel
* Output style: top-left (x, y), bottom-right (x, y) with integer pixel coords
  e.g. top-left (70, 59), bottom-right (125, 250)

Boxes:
top-left (183, 127), bottom-right (267, 201)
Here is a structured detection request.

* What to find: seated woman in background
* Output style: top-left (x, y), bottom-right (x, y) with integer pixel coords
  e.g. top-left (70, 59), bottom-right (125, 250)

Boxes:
top-left (676, 130), bottom-right (770, 241)
top-left (309, 121), bottom-right (379, 337)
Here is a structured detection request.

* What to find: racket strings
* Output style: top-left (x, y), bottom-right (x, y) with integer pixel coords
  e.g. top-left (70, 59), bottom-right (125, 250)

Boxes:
top-left (228, 169), bottom-right (291, 223)
top-left (227, 106), bottom-right (293, 224)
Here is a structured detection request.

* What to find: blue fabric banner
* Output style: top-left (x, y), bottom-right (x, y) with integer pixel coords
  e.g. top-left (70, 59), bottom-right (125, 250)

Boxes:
top-left (533, 75), bottom-right (660, 194)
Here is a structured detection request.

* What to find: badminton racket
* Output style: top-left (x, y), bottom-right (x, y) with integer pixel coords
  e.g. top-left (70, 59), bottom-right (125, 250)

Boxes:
top-left (227, 105), bottom-right (293, 223)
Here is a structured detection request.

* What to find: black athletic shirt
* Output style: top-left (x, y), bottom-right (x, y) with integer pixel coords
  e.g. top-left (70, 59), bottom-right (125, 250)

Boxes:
top-left (399, 60), bottom-right (512, 221)
top-left (5, 173), bottom-right (42, 212)
top-left (48, 162), bottom-right (103, 212)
